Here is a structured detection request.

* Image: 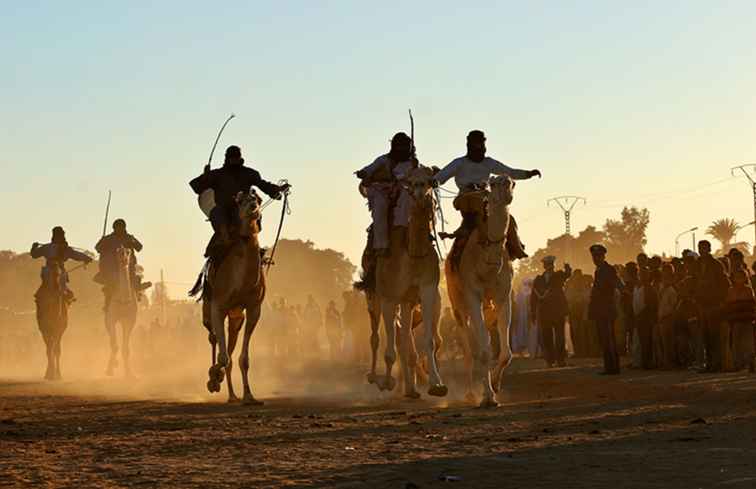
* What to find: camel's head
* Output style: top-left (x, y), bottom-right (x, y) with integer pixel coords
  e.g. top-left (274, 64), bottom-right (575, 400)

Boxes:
top-left (405, 165), bottom-right (435, 203)
top-left (489, 175), bottom-right (514, 206)
top-left (235, 190), bottom-right (262, 237)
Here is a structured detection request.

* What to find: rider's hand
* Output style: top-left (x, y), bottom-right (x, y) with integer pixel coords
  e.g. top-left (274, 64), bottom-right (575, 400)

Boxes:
top-left (203, 164), bottom-right (211, 176)
top-left (355, 169), bottom-right (368, 180)
top-left (529, 169), bottom-right (542, 179)
top-left (32, 242), bottom-right (39, 249)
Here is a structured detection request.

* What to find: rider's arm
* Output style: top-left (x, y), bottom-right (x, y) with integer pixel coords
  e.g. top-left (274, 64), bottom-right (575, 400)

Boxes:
top-left (189, 170), bottom-right (214, 195)
top-left (356, 156), bottom-right (386, 180)
top-left (30, 242), bottom-right (48, 259)
top-left (127, 235), bottom-right (143, 252)
top-left (433, 158), bottom-right (462, 185)
top-left (247, 168), bottom-right (283, 199)
top-left (66, 248), bottom-right (93, 263)
top-left (487, 158), bottom-right (533, 180)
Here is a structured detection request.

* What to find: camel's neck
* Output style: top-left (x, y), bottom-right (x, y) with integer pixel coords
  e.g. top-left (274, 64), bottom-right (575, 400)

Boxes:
top-left (408, 196), bottom-right (434, 258)
top-left (115, 265), bottom-right (133, 303)
top-left (487, 197), bottom-right (511, 243)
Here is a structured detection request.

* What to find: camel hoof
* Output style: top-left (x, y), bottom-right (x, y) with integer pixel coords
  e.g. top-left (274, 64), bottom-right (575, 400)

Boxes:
top-left (404, 390), bottom-right (421, 400)
top-left (243, 397), bottom-right (264, 406)
top-left (479, 398), bottom-right (499, 409)
top-left (428, 384), bottom-right (448, 397)
top-left (366, 372), bottom-right (378, 384)
top-left (383, 376), bottom-right (397, 392)
top-left (227, 396), bottom-right (241, 404)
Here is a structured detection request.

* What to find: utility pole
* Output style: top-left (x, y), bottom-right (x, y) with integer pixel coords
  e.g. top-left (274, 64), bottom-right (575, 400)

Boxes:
top-left (731, 164), bottom-right (756, 255)
top-left (675, 227), bottom-right (698, 255)
top-left (547, 196), bottom-right (587, 235)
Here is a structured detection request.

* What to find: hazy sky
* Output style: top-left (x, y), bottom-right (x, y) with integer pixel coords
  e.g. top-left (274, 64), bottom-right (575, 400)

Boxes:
top-left (3, 2), bottom-right (756, 293)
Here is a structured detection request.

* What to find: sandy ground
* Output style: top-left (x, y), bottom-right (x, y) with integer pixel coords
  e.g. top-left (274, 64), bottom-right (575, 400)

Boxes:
top-left (2, 358), bottom-right (756, 489)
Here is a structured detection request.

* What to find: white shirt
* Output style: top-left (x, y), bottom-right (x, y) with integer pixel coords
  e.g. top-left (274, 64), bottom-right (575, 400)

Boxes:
top-left (358, 154), bottom-right (413, 180)
top-left (435, 156), bottom-right (531, 190)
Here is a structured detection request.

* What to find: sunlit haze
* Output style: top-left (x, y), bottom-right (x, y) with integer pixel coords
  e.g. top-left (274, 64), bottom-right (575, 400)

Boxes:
top-left (4, 2), bottom-right (756, 292)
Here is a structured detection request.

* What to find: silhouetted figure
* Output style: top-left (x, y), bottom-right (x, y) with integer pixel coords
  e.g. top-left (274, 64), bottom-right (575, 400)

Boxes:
top-left (95, 219), bottom-right (148, 307)
top-left (435, 130), bottom-right (540, 260)
top-left (634, 268), bottom-right (658, 369)
top-left (724, 269), bottom-right (756, 372)
top-left (31, 226), bottom-right (92, 302)
top-left (531, 256), bottom-right (571, 367)
top-left (189, 145), bottom-right (287, 257)
top-left (588, 244), bottom-right (621, 375)
top-left (325, 300), bottom-right (343, 361)
top-left (695, 240), bottom-right (729, 372)
top-left (356, 132), bottom-right (415, 256)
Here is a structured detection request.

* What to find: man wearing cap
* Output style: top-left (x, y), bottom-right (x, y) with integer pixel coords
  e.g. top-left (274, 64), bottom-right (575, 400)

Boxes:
top-left (434, 130), bottom-right (541, 260)
top-left (530, 255), bottom-right (572, 367)
top-left (588, 244), bottom-right (621, 374)
top-left (356, 132), bottom-right (416, 256)
top-left (31, 226), bottom-right (93, 302)
top-left (190, 145), bottom-right (288, 256)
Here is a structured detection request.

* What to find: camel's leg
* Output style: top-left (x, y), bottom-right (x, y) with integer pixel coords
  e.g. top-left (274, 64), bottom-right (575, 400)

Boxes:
top-left (240, 304), bottom-right (263, 405)
top-left (122, 317), bottom-right (136, 379)
top-left (492, 290), bottom-right (514, 393)
top-left (225, 314), bottom-right (244, 403)
top-left (53, 331), bottom-right (63, 381)
top-left (466, 289), bottom-right (496, 407)
top-left (398, 303), bottom-right (419, 399)
top-left (420, 286), bottom-right (447, 397)
top-left (379, 300), bottom-right (398, 392)
top-left (210, 303), bottom-right (229, 368)
top-left (105, 313), bottom-right (119, 376)
top-left (367, 299), bottom-right (381, 384)
top-left (41, 331), bottom-right (54, 380)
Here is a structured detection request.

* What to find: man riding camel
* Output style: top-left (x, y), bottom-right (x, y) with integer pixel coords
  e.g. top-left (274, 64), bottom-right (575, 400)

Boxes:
top-left (355, 132), bottom-right (416, 256)
top-left (435, 130), bottom-right (541, 260)
top-left (31, 226), bottom-right (93, 302)
top-left (189, 145), bottom-right (288, 258)
top-left (94, 219), bottom-right (150, 307)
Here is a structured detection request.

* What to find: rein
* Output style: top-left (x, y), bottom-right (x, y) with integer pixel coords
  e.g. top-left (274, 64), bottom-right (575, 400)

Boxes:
top-left (265, 180), bottom-right (291, 274)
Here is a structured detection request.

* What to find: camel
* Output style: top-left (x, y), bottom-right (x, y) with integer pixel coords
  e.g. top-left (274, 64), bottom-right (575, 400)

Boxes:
top-left (104, 246), bottom-right (139, 377)
top-left (190, 190), bottom-right (266, 405)
top-left (357, 166), bottom-right (447, 399)
top-left (35, 262), bottom-right (69, 380)
top-left (445, 175), bottom-right (515, 407)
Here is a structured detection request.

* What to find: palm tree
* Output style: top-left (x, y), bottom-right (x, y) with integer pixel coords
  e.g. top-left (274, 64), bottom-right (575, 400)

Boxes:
top-left (706, 218), bottom-right (739, 251)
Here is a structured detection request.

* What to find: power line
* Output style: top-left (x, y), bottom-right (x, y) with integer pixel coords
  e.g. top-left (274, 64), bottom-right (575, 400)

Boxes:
top-left (546, 196), bottom-right (586, 235)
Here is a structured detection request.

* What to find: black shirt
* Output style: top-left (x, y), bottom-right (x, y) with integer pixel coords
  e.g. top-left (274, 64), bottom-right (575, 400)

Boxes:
top-left (190, 165), bottom-right (280, 207)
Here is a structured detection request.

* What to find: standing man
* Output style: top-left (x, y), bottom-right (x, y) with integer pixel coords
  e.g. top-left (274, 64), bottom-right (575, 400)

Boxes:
top-left (303, 294), bottom-right (323, 357)
top-left (355, 132), bottom-right (415, 256)
top-left (531, 256), bottom-right (572, 367)
top-left (695, 240), bottom-right (730, 372)
top-left (325, 300), bottom-right (343, 361)
top-left (588, 244), bottom-right (621, 375)
top-left (434, 130), bottom-right (541, 259)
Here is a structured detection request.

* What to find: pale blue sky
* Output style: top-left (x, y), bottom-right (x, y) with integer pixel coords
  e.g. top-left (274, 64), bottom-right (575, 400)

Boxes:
top-left (3, 2), bottom-right (756, 290)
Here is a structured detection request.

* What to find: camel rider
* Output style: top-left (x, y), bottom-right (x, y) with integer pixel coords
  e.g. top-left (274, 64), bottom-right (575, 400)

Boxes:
top-left (31, 226), bottom-right (93, 302)
top-left (94, 219), bottom-right (150, 305)
top-left (434, 130), bottom-right (541, 259)
top-left (356, 132), bottom-right (416, 256)
top-left (189, 145), bottom-right (288, 256)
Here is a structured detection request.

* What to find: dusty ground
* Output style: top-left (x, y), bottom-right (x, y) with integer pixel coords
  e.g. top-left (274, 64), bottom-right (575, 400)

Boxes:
top-left (2, 358), bottom-right (756, 488)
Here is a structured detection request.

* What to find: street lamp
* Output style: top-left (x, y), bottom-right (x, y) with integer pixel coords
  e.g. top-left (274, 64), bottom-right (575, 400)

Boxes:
top-left (734, 220), bottom-right (756, 254)
top-left (675, 227), bottom-right (698, 256)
